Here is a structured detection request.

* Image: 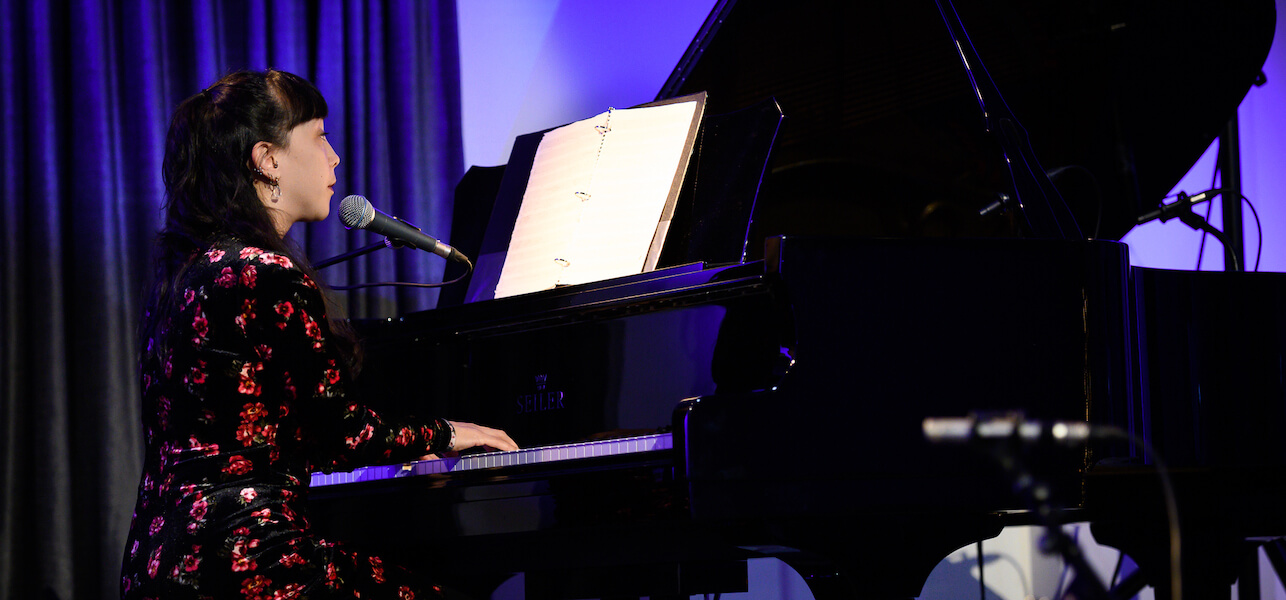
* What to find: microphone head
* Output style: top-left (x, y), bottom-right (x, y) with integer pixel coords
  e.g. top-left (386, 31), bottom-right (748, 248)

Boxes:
top-left (339, 195), bottom-right (375, 229)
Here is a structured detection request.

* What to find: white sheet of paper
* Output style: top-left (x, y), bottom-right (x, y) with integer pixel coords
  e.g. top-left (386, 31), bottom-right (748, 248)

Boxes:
top-left (494, 100), bottom-right (700, 298)
top-left (493, 116), bottom-right (601, 298)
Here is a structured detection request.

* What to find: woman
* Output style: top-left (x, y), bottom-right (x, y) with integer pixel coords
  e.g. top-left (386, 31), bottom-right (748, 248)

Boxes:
top-left (120, 69), bottom-right (516, 599)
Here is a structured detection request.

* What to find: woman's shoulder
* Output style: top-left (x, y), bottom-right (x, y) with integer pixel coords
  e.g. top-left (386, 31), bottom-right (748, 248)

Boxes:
top-left (190, 237), bottom-right (318, 294)
top-left (203, 237), bottom-right (298, 270)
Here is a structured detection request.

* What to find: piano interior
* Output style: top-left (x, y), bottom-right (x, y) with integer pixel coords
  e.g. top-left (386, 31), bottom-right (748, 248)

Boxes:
top-left (311, 1), bottom-right (1285, 598)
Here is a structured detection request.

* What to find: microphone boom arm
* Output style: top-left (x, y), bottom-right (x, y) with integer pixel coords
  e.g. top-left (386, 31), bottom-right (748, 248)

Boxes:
top-left (314, 238), bottom-right (404, 270)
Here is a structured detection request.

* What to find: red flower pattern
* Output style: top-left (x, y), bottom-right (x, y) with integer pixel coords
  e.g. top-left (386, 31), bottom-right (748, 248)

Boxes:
top-left (238, 363), bottom-right (263, 396)
top-left (274, 301), bottom-right (294, 330)
top-left (191, 311), bottom-right (208, 338)
top-left (146, 546), bottom-right (162, 579)
top-left (223, 455), bottom-right (253, 476)
top-left (258, 252), bottom-right (293, 269)
top-left (188, 494), bottom-right (207, 521)
top-left (273, 582), bottom-right (306, 599)
top-left (345, 423), bottom-right (375, 449)
top-left (236, 298), bottom-right (255, 333)
top-left (188, 437), bottom-right (219, 456)
top-left (215, 266), bottom-right (237, 288)
top-left (231, 537), bottom-right (260, 572)
top-left (301, 311), bottom-right (323, 348)
top-left (124, 239), bottom-right (444, 599)
top-left (240, 573), bottom-right (271, 599)
top-left (184, 359), bottom-right (208, 386)
top-left (181, 546), bottom-right (202, 572)
top-left (240, 264), bottom-right (257, 289)
top-left (394, 427), bottom-right (415, 447)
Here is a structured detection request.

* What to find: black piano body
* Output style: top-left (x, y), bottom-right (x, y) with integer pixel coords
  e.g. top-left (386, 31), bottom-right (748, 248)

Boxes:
top-left (311, 236), bottom-right (1133, 599)
top-left (309, 0), bottom-right (1282, 596)
top-left (1085, 268), bottom-right (1286, 599)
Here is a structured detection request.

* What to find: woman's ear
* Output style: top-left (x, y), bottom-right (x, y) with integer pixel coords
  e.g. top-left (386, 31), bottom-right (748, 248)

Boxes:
top-left (250, 141), bottom-right (280, 179)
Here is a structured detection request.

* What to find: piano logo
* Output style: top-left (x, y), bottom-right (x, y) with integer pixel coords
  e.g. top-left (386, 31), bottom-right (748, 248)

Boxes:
top-left (517, 373), bottom-right (565, 414)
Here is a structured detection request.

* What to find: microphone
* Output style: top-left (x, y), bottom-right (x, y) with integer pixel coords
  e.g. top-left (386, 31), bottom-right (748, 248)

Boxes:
top-left (1136, 189), bottom-right (1221, 225)
top-left (923, 412), bottom-right (1094, 445)
top-left (339, 195), bottom-right (471, 267)
top-left (978, 192), bottom-right (1014, 217)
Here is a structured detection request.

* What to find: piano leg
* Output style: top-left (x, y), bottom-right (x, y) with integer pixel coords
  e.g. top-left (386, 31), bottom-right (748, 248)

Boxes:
top-left (1087, 467), bottom-right (1286, 600)
top-left (1090, 515), bottom-right (1244, 600)
top-left (1267, 539), bottom-right (1286, 587)
top-left (523, 560), bottom-right (749, 599)
top-left (739, 513), bottom-right (1006, 600)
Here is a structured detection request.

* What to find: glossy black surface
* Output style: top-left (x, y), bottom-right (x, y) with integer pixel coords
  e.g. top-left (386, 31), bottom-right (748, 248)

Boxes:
top-left (661, 0), bottom-right (1275, 242)
top-left (657, 97), bottom-right (785, 268)
top-left (316, 236), bottom-right (1133, 598)
top-left (352, 259), bottom-right (784, 450)
top-left (310, 1), bottom-right (1283, 594)
top-left (1085, 268), bottom-right (1286, 599)
top-left (1132, 268), bottom-right (1286, 468)
top-left (682, 236), bottom-right (1133, 516)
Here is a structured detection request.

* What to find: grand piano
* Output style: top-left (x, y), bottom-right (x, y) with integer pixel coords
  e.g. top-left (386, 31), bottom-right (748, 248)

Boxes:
top-left (310, 1), bottom-right (1282, 598)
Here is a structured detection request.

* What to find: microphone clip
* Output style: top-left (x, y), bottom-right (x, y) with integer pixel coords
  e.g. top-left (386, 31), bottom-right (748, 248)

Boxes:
top-left (1137, 188), bottom-right (1221, 225)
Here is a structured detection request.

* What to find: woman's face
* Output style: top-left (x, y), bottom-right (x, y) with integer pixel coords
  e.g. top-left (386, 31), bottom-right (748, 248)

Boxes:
top-left (270, 118), bottom-right (340, 233)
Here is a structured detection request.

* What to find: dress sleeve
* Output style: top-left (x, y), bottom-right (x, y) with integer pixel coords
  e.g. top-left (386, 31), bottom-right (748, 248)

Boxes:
top-left (248, 257), bottom-right (451, 473)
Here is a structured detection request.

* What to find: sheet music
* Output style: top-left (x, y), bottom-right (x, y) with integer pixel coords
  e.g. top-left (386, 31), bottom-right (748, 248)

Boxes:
top-left (493, 117), bottom-right (602, 298)
top-left (494, 98), bottom-right (702, 298)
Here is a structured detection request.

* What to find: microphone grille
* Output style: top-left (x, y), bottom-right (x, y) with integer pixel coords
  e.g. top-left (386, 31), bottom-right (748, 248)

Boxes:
top-left (339, 195), bottom-right (375, 229)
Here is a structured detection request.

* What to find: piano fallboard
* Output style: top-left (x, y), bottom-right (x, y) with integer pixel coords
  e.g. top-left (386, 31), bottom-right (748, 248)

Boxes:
top-left (351, 259), bottom-right (788, 451)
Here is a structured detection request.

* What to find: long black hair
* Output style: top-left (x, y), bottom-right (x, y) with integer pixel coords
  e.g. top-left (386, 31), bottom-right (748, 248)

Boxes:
top-left (144, 69), bottom-right (358, 367)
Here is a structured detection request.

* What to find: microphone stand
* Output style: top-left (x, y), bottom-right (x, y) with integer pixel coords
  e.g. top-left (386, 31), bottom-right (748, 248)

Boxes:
top-left (1139, 191), bottom-right (1241, 272)
top-left (927, 414), bottom-right (1111, 600)
top-left (991, 438), bottom-right (1112, 600)
top-left (934, 0), bottom-right (1082, 239)
top-left (314, 238), bottom-right (403, 270)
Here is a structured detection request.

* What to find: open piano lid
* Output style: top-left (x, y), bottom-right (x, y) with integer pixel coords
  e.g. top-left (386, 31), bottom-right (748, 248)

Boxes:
top-left (659, 0), bottom-right (1276, 243)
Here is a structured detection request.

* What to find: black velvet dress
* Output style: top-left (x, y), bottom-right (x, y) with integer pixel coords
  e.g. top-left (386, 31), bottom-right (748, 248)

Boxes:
top-left (121, 237), bottom-right (449, 600)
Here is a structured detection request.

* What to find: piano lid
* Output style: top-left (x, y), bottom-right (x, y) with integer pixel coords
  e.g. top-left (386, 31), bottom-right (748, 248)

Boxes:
top-left (659, 0), bottom-right (1276, 242)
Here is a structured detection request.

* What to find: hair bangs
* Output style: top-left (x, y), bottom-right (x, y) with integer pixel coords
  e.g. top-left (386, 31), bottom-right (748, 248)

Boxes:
top-left (267, 69), bottom-right (329, 131)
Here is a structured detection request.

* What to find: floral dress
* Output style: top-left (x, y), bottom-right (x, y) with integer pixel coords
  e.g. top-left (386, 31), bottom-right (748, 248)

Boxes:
top-left (121, 238), bottom-right (451, 600)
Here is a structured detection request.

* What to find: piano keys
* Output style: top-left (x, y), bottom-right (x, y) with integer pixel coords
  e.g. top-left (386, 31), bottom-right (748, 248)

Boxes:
top-left (310, 433), bottom-right (673, 487)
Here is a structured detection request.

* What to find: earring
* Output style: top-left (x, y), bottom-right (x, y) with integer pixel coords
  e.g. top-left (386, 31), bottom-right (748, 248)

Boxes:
top-left (251, 166), bottom-right (282, 201)
top-left (269, 158), bottom-right (281, 200)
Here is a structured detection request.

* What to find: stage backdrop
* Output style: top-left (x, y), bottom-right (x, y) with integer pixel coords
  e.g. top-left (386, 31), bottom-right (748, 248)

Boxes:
top-left (0, 1), bottom-right (464, 598)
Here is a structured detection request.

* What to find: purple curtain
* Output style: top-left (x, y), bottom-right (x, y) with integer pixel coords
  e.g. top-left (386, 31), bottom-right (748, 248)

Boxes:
top-left (0, 1), bottom-right (464, 598)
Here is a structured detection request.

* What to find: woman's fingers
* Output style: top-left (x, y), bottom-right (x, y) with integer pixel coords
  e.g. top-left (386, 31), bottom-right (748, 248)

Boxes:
top-left (449, 421), bottom-right (519, 452)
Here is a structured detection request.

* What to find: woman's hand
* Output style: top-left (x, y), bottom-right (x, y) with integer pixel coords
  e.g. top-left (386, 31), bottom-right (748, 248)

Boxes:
top-left (415, 421), bottom-right (518, 461)
top-left (450, 420), bottom-right (519, 452)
